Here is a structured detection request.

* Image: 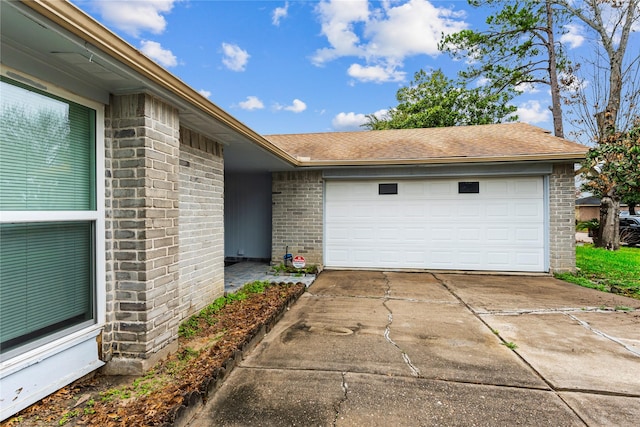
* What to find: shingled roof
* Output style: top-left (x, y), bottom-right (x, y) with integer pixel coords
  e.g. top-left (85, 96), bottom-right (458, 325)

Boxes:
top-left (265, 123), bottom-right (588, 166)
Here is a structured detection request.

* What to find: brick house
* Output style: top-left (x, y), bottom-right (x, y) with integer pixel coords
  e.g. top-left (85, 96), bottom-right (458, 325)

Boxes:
top-left (0, 0), bottom-right (586, 420)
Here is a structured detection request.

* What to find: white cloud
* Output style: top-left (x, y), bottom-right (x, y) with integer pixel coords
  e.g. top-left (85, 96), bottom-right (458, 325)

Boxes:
top-left (332, 109), bottom-right (388, 130)
top-left (275, 99), bottom-right (307, 113)
top-left (348, 64), bottom-right (405, 83)
top-left (221, 43), bottom-right (250, 72)
top-left (475, 77), bottom-right (490, 87)
top-left (364, 0), bottom-right (467, 60)
top-left (560, 24), bottom-right (585, 49)
top-left (311, 0), bottom-right (370, 64)
top-left (514, 82), bottom-right (540, 94)
top-left (272, 2), bottom-right (289, 26)
top-left (198, 89), bottom-right (212, 99)
top-left (238, 96), bottom-right (265, 110)
top-left (140, 40), bottom-right (177, 67)
top-left (94, 0), bottom-right (178, 37)
top-left (516, 100), bottom-right (551, 124)
top-left (311, 0), bottom-right (468, 83)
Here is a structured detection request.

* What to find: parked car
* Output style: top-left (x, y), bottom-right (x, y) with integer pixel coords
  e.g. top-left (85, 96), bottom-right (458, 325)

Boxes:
top-left (619, 216), bottom-right (640, 246)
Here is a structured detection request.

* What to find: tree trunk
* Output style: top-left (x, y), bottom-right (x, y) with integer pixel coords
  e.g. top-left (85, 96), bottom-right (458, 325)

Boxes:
top-left (546, 0), bottom-right (564, 138)
top-left (597, 193), bottom-right (620, 250)
top-left (629, 203), bottom-right (637, 215)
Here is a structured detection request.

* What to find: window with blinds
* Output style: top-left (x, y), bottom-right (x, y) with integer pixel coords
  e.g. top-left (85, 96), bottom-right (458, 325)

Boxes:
top-left (0, 76), bottom-right (97, 356)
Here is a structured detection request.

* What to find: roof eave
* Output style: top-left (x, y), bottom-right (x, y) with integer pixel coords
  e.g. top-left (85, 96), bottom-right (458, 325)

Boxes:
top-left (21, 0), bottom-right (299, 166)
top-left (295, 153), bottom-right (587, 167)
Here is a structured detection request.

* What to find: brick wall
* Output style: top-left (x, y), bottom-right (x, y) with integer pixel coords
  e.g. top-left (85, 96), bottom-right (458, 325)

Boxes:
top-left (178, 127), bottom-right (225, 318)
top-left (104, 93), bottom-right (181, 374)
top-left (271, 171), bottom-right (323, 266)
top-left (549, 163), bottom-right (577, 273)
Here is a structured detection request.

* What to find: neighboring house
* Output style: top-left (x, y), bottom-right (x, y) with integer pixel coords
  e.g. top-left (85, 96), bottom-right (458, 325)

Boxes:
top-left (0, 1), bottom-right (587, 420)
top-left (575, 196), bottom-right (601, 222)
top-left (575, 196), bottom-right (629, 221)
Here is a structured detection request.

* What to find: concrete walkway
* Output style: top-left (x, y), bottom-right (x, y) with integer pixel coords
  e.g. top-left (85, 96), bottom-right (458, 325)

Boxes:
top-left (224, 261), bottom-right (316, 294)
top-left (191, 271), bottom-right (640, 426)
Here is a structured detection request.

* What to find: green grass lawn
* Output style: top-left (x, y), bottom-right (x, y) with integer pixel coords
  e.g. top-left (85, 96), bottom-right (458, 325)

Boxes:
top-left (555, 244), bottom-right (640, 298)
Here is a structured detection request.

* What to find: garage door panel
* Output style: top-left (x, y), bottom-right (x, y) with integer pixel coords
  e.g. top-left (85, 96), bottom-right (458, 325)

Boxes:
top-left (427, 181), bottom-right (453, 195)
top-left (354, 249), bottom-right (375, 262)
top-left (431, 251), bottom-right (455, 265)
top-left (458, 251), bottom-right (483, 267)
top-left (486, 228), bottom-right (510, 241)
top-left (516, 252), bottom-right (543, 267)
top-left (458, 228), bottom-right (481, 241)
top-left (431, 228), bottom-right (454, 241)
top-left (325, 178), bottom-right (546, 272)
top-left (404, 202), bottom-right (427, 217)
top-left (514, 178), bottom-right (543, 196)
top-left (515, 202), bottom-right (542, 217)
top-left (516, 227), bottom-right (544, 243)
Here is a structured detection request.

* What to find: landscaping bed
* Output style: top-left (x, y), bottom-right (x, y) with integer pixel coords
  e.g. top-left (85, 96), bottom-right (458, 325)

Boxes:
top-left (2, 281), bottom-right (306, 427)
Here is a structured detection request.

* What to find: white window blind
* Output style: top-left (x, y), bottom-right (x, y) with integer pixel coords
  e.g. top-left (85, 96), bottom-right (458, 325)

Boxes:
top-left (0, 76), bottom-right (97, 355)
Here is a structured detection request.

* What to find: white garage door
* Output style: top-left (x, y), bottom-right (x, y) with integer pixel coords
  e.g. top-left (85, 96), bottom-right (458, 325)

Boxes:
top-left (325, 177), bottom-right (546, 272)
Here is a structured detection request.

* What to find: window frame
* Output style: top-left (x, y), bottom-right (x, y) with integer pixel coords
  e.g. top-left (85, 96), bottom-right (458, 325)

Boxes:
top-left (0, 67), bottom-right (105, 360)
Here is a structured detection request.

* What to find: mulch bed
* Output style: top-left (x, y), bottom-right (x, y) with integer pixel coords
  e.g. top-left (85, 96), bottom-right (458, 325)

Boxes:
top-left (2, 282), bottom-right (306, 427)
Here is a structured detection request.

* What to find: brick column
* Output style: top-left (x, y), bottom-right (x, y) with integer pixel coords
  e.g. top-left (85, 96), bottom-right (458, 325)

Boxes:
top-left (271, 171), bottom-right (323, 266)
top-left (549, 163), bottom-right (577, 273)
top-left (178, 127), bottom-right (225, 317)
top-left (104, 93), bottom-right (181, 374)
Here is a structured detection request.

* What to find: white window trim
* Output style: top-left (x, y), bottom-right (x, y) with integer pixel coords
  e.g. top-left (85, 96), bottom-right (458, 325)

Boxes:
top-left (0, 66), bottom-right (106, 357)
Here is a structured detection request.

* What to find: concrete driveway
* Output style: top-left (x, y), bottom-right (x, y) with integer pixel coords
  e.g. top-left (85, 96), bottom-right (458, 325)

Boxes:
top-left (188, 271), bottom-right (640, 426)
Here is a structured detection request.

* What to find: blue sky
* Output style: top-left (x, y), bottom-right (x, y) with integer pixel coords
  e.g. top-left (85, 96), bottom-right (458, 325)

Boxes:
top-left (70, 0), bottom-right (632, 137)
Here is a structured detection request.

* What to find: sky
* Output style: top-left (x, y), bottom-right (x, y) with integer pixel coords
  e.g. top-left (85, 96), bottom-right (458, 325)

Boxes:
top-left (69, 0), bottom-right (635, 138)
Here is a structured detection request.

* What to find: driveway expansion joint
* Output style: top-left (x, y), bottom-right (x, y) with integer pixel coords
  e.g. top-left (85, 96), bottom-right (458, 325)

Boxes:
top-left (476, 307), bottom-right (632, 316)
top-left (567, 313), bottom-right (640, 357)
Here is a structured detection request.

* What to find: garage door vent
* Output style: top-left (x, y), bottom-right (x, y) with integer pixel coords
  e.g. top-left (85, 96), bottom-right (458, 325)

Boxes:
top-left (379, 183), bottom-right (398, 195)
top-left (458, 181), bottom-right (479, 194)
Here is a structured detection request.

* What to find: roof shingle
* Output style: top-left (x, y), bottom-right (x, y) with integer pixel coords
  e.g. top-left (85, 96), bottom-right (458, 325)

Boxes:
top-left (265, 123), bottom-right (588, 165)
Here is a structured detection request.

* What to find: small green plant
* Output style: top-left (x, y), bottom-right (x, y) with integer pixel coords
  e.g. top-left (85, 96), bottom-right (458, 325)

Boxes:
top-left (615, 305), bottom-right (633, 311)
top-left (58, 410), bottom-right (79, 426)
top-left (100, 387), bottom-right (131, 402)
top-left (178, 281), bottom-right (274, 338)
top-left (84, 399), bottom-right (96, 415)
top-left (271, 263), bottom-right (287, 276)
top-left (270, 263), bottom-right (318, 275)
top-left (502, 341), bottom-right (518, 350)
top-left (576, 219), bottom-right (599, 232)
top-left (177, 346), bottom-right (199, 361)
top-left (491, 328), bottom-right (499, 335)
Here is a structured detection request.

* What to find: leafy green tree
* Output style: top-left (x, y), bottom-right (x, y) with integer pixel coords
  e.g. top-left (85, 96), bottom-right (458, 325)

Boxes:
top-left (363, 69), bottom-right (517, 130)
top-left (440, 0), bottom-right (566, 136)
top-left (582, 119), bottom-right (640, 249)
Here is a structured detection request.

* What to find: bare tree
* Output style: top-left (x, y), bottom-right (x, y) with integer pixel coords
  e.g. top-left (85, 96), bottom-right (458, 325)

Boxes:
top-left (558, 0), bottom-right (640, 249)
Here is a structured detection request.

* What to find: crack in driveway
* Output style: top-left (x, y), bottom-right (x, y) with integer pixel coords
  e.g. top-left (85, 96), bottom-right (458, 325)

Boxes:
top-left (382, 272), bottom-right (421, 377)
top-left (332, 371), bottom-right (349, 427)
